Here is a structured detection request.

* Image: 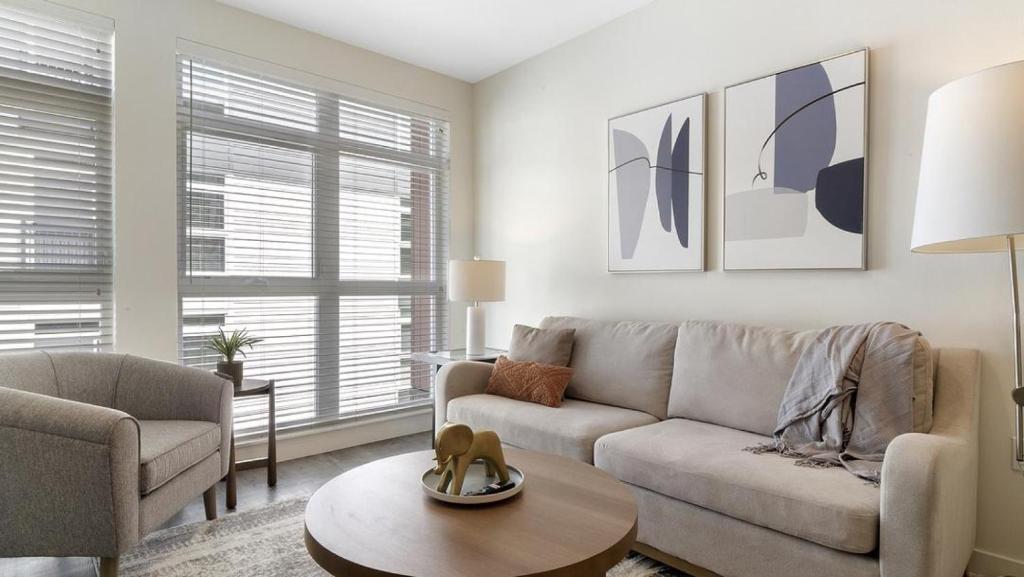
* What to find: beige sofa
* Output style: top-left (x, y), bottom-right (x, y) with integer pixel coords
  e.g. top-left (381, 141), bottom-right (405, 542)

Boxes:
top-left (0, 351), bottom-right (233, 577)
top-left (435, 317), bottom-right (980, 577)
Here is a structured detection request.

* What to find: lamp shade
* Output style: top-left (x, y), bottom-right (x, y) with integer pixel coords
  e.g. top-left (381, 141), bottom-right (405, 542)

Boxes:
top-left (912, 60), bottom-right (1024, 253)
top-left (448, 259), bottom-right (505, 302)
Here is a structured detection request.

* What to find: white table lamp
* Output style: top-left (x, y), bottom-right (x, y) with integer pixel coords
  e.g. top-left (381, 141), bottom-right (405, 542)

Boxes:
top-left (912, 60), bottom-right (1024, 460)
top-left (449, 258), bottom-right (505, 355)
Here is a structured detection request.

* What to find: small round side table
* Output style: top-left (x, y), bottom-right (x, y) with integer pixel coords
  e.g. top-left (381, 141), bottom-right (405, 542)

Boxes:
top-left (226, 378), bottom-right (277, 510)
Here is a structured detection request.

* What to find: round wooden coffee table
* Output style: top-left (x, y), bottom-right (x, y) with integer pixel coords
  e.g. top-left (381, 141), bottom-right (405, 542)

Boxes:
top-left (304, 448), bottom-right (638, 577)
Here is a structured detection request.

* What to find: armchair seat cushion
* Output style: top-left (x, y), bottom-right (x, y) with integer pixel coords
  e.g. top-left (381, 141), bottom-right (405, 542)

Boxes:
top-left (594, 419), bottom-right (880, 554)
top-left (138, 420), bottom-right (221, 495)
top-left (446, 393), bottom-right (658, 463)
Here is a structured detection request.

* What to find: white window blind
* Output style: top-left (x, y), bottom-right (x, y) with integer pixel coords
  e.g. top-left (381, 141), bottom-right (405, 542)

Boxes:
top-left (0, 5), bottom-right (114, 352)
top-left (177, 54), bottom-right (449, 437)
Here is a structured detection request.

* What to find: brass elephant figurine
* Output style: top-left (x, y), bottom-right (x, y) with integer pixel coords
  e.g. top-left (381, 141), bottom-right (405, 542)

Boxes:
top-left (433, 423), bottom-right (510, 496)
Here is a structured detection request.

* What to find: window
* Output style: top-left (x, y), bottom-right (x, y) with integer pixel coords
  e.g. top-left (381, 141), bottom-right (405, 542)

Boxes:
top-left (178, 54), bottom-right (449, 437)
top-left (0, 5), bottom-right (114, 352)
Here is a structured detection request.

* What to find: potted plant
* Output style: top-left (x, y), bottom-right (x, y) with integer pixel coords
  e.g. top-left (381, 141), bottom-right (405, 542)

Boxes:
top-left (208, 327), bottom-right (263, 389)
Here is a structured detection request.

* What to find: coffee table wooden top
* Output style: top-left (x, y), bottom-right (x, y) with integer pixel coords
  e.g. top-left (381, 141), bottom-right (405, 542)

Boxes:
top-left (304, 448), bottom-right (638, 577)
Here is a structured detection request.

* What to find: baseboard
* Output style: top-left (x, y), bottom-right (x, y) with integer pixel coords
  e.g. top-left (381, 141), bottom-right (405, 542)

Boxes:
top-left (969, 549), bottom-right (1024, 577)
top-left (234, 406), bottom-right (432, 464)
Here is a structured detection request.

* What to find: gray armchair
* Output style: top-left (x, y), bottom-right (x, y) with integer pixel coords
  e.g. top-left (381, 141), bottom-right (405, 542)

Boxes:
top-left (0, 351), bottom-right (232, 577)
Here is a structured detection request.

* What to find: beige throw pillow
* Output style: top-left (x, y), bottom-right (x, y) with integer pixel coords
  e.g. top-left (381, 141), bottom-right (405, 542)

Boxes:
top-left (508, 324), bottom-right (575, 367)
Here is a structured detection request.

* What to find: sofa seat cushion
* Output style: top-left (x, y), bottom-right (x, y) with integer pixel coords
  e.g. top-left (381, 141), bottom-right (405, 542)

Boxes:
top-left (447, 394), bottom-right (658, 463)
top-left (594, 419), bottom-right (880, 554)
top-left (138, 420), bottom-right (221, 494)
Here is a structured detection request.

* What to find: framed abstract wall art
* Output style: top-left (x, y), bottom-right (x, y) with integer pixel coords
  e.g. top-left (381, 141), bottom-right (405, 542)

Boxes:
top-left (724, 49), bottom-right (868, 270)
top-left (608, 92), bottom-right (705, 272)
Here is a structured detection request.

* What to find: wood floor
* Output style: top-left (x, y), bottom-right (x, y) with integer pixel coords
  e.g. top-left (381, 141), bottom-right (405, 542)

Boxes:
top-left (0, 432), bottom-right (430, 577)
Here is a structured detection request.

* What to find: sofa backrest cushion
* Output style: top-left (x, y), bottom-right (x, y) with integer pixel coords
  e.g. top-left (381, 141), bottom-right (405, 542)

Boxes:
top-left (669, 321), bottom-right (937, 437)
top-left (668, 321), bottom-right (817, 436)
top-left (540, 316), bottom-right (677, 418)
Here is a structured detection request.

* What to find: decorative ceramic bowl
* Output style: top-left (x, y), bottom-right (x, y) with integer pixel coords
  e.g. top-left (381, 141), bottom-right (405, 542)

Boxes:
top-left (421, 462), bottom-right (525, 505)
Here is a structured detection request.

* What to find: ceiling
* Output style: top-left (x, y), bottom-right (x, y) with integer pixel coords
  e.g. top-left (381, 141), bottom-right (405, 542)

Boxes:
top-left (216, 0), bottom-right (654, 83)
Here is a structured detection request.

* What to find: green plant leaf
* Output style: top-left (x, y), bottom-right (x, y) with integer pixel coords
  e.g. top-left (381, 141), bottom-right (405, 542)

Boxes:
top-left (205, 327), bottom-right (263, 363)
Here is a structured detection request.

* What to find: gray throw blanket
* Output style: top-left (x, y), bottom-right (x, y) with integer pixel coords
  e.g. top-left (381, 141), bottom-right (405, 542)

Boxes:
top-left (747, 322), bottom-right (921, 484)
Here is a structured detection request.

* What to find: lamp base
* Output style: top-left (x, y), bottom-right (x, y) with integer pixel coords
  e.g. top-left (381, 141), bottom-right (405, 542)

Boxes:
top-left (466, 305), bottom-right (485, 356)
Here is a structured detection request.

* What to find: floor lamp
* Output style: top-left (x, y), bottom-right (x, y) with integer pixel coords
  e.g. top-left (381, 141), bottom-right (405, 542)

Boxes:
top-left (911, 60), bottom-right (1024, 461)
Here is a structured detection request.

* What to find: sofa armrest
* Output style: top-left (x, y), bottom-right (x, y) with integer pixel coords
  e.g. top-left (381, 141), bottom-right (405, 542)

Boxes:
top-left (0, 386), bottom-right (140, 557)
top-left (880, 432), bottom-right (976, 577)
top-left (434, 361), bottom-right (494, 432)
top-left (880, 348), bottom-right (979, 577)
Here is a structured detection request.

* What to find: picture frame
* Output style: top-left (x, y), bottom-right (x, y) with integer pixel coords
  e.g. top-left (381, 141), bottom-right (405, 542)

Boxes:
top-left (723, 49), bottom-right (869, 271)
top-left (608, 92), bottom-right (706, 272)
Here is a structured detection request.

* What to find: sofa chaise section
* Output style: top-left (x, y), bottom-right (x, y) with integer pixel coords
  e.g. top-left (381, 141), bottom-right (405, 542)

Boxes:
top-left (609, 346), bottom-right (980, 577)
top-left (595, 418), bottom-right (880, 554)
top-left (631, 484), bottom-right (881, 577)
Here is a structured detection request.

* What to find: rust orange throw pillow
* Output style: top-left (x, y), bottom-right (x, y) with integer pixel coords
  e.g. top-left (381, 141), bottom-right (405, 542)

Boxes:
top-left (486, 355), bottom-right (574, 408)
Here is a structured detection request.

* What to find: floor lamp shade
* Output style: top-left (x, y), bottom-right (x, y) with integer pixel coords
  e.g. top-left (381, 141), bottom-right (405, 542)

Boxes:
top-left (912, 60), bottom-right (1024, 253)
top-left (449, 259), bottom-right (505, 355)
top-left (912, 59), bottom-right (1024, 462)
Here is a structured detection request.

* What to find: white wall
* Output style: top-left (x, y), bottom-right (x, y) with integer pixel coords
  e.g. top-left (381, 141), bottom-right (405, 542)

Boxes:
top-left (473, 0), bottom-right (1024, 571)
top-left (47, 0), bottom-right (475, 360)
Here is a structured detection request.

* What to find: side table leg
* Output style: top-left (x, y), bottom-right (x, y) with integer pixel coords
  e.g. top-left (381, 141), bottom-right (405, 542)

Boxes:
top-left (227, 434), bottom-right (237, 510)
top-left (268, 383), bottom-right (277, 486)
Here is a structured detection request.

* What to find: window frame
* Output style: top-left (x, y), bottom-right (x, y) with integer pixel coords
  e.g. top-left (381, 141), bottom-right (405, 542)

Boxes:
top-left (0, 2), bottom-right (115, 353)
top-left (176, 51), bottom-right (450, 434)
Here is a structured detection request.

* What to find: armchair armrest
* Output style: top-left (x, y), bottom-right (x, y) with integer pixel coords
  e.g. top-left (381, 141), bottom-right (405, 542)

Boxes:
top-left (0, 386), bottom-right (140, 557)
top-left (434, 361), bottom-right (494, 432)
top-left (880, 348), bottom-right (980, 577)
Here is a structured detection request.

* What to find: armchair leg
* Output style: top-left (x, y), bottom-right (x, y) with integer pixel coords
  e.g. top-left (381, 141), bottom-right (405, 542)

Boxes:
top-left (98, 556), bottom-right (119, 577)
top-left (203, 485), bottom-right (218, 520)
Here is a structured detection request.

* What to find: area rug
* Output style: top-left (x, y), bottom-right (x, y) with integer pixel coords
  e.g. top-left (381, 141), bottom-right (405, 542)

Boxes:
top-left (119, 498), bottom-right (687, 576)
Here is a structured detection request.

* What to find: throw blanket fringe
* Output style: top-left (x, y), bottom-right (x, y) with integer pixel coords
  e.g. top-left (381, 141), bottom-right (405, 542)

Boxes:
top-left (742, 442), bottom-right (808, 460)
top-left (794, 458), bottom-right (839, 470)
top-left (743, 444), bottom-right (882, 487)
